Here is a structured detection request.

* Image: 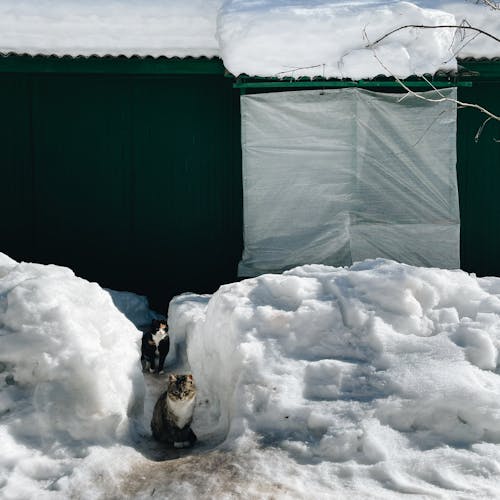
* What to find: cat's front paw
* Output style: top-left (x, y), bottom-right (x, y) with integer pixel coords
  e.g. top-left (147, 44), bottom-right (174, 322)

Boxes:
top-left (173, 441), bottom-right (192, 449)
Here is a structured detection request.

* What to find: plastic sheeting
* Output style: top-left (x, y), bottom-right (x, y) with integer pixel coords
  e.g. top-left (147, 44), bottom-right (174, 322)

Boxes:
top-left (238, 87), bottom-right (459, 277)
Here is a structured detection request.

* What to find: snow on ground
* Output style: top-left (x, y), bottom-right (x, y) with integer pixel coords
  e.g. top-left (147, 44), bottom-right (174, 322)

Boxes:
top-left (167, 258), bottom-right (500, 498)
top-left (0, 253), bottom-right (146, 498)
top-left (0, 1), bottom-right (498, 78)
top-left (3, 252), bottom-right (500, 498)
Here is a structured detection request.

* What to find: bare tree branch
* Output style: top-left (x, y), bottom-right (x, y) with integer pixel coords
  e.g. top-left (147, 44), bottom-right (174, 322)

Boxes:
top-left (366, 24), bottom-right (500, 48)
top-left (444, 21), bottom-right (481, 63)
top-left (362, 28), bottom-right (500, 142)
top-left (471, 0), bottom-right (499, 10)
top-left (475, 116), bottom-right (495, 142)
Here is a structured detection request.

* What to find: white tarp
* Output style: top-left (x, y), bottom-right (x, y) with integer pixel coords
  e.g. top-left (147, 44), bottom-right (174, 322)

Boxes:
top-left (238, 87), bottom-right (459, 277)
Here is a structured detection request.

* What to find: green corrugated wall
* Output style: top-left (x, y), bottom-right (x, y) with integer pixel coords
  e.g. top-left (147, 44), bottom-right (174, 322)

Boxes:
top-left (0, 58), bottom-right (243, 312)
top-left (0, 56), bottom-right (499, 312)
top-left (456, 61), bottom-right (500, 276)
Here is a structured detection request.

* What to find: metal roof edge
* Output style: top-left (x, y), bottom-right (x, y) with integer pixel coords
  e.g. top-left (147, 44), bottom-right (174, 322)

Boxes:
top-left (458, 57), bottom-right (500, 63)
top-left (0, 53), bottom-right (498, 79)
top-left (233, 71), bottom-right (471, 90)
top-left (0, 53), bottom-right (226, 75)
top-left (232, 59), bottom-right (500, 89)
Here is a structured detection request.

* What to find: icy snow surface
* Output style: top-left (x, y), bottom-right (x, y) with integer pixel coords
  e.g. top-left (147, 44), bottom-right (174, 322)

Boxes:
top-left (218, 1), bottom-right (459, 79)
top-left (2, 252), bottom-right (500, 498)
top-left (441, 1), bottom-right (500, 58)
top-left (167, 258), bottom-right (500, 498)
top-left (0, 0), bottom-right (221, 58)
top-left (0, 253), bottom-right (146, 499)
top-left (0, 1), bottom-right (498, 78)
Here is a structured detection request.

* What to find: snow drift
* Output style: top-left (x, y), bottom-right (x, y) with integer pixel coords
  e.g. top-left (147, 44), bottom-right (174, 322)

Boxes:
top-left (218, 1), bottom-right (458, 79)
top-left (171, 258), bottom-right (500, 496)
top-left (441, 1), bottom-right (500, 59)
top-left (0, 253), bottom-right (145, 496)
top-left (3, 252), bottom-right (500, 497)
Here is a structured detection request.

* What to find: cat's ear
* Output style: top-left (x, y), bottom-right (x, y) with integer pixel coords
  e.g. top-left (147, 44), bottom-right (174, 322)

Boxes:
top-left (187, 374), bottom-right (193, 381)
top-left (169, 374), bottom-right (177, 382)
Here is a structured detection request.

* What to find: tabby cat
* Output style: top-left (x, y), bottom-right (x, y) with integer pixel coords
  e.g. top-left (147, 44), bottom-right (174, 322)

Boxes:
top-left (151, 373), bottom-right (197, 448)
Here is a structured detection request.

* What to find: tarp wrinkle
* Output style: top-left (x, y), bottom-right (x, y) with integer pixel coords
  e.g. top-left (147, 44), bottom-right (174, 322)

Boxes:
top-left (238, 87), bottom-right (459, 277)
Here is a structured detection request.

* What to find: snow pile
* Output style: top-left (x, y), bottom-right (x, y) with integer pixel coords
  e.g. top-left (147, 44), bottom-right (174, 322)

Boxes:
top-left (3, 252), bottom-right (500, 497)
top-left (172, 259), bottom-right (500, 496)
top-left (0, 253), bottom-right (145, 497)
top-left (168, 293), bottom-right (211, 366)
top-left (218, 1), bottom-right (458, 79)
top-left (442, 1), bottom-right (500, 59)
top-left (0, 1), bottom-right (498, 78)
top-left (106, 288), bottom-right (163, 327)
top-left (0, 0), bottom-right (221, 57)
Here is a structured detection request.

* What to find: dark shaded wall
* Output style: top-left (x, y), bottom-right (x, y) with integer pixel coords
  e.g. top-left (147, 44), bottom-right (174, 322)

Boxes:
top-left (456, 61), bottom-right (500, 276)
top-left (1, 56), bottom-right (499, 313)
top-left (0, 57), bottom-right (243, 312)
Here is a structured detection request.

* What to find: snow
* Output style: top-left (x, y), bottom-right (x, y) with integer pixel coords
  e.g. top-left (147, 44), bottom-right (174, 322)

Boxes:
top-left (0, 1), bottom-right (498, 79)
top-left (171, 258), bottom-right (500, 497)
top-left (218, 1), bottom-right (459, 79)
top-left (0, 253), bottom-right (146, 497)
top-left (0, 0), bottom-right (221, 58)
top-left (105, 288), bottom-right (163, 327)
top-left (441, 1), bottom-right (500, 59)
top-left (2, 252), bottom-right (500, 498)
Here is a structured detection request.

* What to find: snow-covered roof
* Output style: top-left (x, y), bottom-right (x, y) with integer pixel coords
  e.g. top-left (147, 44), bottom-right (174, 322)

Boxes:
top-left (0, 0), bottom-right (221, 59)
top-left (0, 1), bottom-right (499, 79)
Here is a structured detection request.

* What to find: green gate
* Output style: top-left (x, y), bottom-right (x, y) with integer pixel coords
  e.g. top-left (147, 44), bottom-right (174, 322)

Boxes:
top-left (0, 56), bottom-right (242, 312)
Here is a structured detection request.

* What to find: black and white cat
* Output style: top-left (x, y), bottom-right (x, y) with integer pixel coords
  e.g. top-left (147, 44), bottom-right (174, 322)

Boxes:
top-left (141, 319), bottom-right (170, 374)
top-left (151, 373), bottom-right (197, 448)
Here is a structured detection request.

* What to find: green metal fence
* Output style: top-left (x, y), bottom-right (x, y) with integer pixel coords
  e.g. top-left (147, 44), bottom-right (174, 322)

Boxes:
top-left (457, 62), bottom-right (500, 277)
top-left (0, 55), bottom-right (499, 311)
top-left (0, 57), bottom-right (243, 312)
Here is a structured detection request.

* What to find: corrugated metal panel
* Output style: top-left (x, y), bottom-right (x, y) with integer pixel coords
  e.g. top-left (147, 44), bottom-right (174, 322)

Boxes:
top-left (1, 55), bottom-right (499, 311)
top-left (0, 54), bottom-right (227, 75)
top-left (458, 58), bottom-right (500, 79)
top-left (0, 69), bottom-right (242, 311)
top-left (0, 76), bottom-right (32, 257)
top-left (457, 72), bottom-right (500, 277)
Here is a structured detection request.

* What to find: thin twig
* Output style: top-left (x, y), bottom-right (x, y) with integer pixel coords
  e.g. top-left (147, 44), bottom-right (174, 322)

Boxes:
top-left (366, 24), bottom-right (500, 47)
top-left (275, 64), bottom-right (324, 77)
top-left (475, 117), bottom-right (495, 142)
top-left (362, 28), bottom-right (500, 142)
top-left (443, 20), bottom-right (481, 63)
top-left (472, 0), bottom-right (499, 10)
